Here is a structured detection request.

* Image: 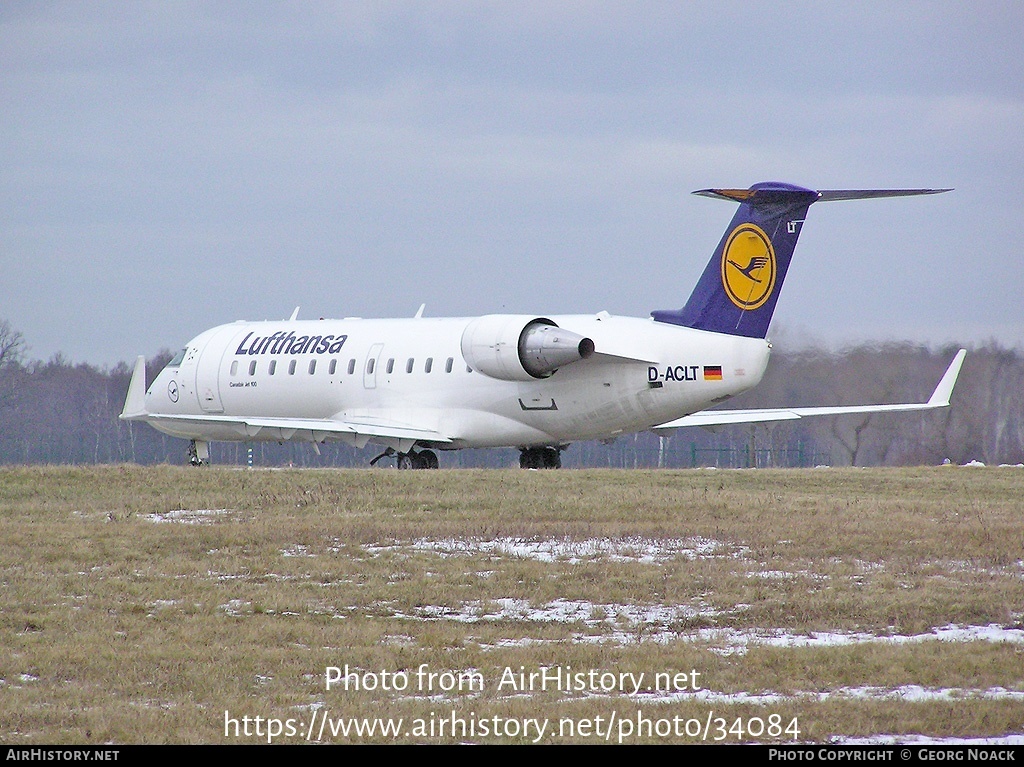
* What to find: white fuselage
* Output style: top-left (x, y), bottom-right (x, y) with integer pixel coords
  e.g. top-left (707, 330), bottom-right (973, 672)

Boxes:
top-left (144, 313), bottom-right (771, 451)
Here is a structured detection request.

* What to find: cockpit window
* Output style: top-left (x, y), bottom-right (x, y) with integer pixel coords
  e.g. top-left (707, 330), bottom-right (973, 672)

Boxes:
top-left (167, 348), bottom-right (187, 367)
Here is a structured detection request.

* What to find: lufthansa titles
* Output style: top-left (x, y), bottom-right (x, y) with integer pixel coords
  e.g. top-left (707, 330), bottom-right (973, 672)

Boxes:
top-left (234, 330), bottom-right (347, 357)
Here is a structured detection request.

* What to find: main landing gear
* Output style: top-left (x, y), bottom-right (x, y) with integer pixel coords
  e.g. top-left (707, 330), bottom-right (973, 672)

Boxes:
top-left (519, 446), bottom-right (562, 469)
top-left (371, 447), bottom-right (440, 470)
top-left (399, 449), bottom-right (439, 470)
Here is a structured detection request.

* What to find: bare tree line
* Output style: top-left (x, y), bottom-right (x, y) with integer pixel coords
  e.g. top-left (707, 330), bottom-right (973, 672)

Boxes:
top-left (0, 320), bottom-right (1018, 468)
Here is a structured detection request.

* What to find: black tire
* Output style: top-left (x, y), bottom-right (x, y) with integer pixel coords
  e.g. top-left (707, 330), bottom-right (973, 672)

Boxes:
top-left (543, 447), bottom-right (561, 469)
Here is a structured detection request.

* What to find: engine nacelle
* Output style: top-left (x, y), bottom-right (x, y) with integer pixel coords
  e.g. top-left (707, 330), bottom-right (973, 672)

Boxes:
top-left (461, 315), bottom-right (595, 381)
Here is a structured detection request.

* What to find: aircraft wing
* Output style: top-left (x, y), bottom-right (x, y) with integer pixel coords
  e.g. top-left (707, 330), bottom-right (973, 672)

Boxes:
top-left (653, 349), bottom-right (966, 431)
top-left (126, 411), bottom-right (452, 445)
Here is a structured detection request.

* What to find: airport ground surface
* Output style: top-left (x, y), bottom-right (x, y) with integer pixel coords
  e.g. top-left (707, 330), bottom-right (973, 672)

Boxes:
top-left (2, 465), bottom-right (1022, 744)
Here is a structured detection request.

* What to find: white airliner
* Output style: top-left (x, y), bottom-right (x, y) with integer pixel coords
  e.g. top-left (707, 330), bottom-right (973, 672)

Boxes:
top-left (121, 182), bottom-right (965, 469)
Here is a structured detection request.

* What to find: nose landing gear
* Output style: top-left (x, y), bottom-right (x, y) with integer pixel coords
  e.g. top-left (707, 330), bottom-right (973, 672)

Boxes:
top-left (187, 440), bottom-right (209, 466)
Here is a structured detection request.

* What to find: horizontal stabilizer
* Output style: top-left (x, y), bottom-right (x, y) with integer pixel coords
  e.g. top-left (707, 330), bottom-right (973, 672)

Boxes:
top-left (694, 187), bottom-right (952, 203)
top-left (816, 189), bottom-right (952, 202)
top-left (653, 349), bottom-right (966, 431)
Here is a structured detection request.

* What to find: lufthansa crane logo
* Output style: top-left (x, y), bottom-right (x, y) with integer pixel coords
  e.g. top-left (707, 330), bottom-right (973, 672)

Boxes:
top-left (721, 223), bottom-right (776, 310)
top-left (167, 380), bottom-right (179, 403)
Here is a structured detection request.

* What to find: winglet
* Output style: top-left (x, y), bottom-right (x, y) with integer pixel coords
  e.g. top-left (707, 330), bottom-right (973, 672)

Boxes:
top-left (120, 355), bottom-right (148, 420)
top-left (927, 349), bottom-right (967, 407)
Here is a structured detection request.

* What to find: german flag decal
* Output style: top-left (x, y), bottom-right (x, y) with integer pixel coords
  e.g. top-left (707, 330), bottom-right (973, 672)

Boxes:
top-left (703, 365), bottom-right (723, 381)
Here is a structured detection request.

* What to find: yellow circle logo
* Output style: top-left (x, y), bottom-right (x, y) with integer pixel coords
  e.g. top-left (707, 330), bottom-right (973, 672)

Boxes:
top-left (721, 223), bottom-right (776, 310)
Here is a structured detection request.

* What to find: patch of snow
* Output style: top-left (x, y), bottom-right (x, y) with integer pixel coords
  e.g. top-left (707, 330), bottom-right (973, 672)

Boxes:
top-left (364, 536), bottom-right (748, 565)
top-left (143, 508), bottom-right (230, 524)
top-left (219, 599), bottom-right (251, 617)
top-left (395, 597), bottom-right (719, 628)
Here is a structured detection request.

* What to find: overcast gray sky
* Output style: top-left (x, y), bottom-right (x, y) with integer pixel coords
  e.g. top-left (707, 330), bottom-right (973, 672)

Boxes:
top-left (3, 1), bottom-right (1022, 366)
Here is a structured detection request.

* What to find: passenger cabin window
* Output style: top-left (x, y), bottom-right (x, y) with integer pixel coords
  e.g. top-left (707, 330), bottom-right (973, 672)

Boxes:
top-left (348, 359), bottom-right (356, 375)
top-left (289, 360), bottom-right (297, 375)
top-left (425, 357), bottom-right (433, 373)
top-left (406, 358), bottom-right (414, 373)
top-left (230, 361), bottom-right (238, 376)
top-left (366, 359), bottom-right (375, 374)
top-left (329, 359), bottom-right (337, 375)
top-left (248, 361), bottom-right (257, 376)
top-left (308, 360), bottom-right (316, 375)
top-left (445, 357), bottom-right (453, 373)
top-left (386, 358), bottom-right (394, 374)
top-left (269, 360), bottom-right (277, 375)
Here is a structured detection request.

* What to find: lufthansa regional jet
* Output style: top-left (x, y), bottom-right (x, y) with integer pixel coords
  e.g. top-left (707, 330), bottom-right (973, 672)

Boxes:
top-left (120, 182), bottom-right (965, 469)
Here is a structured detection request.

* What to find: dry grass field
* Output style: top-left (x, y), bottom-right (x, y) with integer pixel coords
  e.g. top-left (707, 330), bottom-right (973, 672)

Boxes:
top-left (1, 465), bottom-right (1023, 744)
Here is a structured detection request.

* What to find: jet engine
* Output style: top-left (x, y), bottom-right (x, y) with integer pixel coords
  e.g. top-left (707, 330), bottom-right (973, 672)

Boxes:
top-left (461, 315), bottom-right (595, 381)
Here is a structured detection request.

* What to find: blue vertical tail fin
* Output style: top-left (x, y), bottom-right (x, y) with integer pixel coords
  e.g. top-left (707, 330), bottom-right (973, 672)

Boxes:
top-left (651, 182), bottom-right (950, 338)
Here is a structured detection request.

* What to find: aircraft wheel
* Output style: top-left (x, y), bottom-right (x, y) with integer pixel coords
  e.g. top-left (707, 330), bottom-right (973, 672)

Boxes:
top-left (543, 447), bottom-right (562, 469)
top-left (520, 447), bottom-right (558, 469)
top-left (419, 449), bottom-right (439, 469)
top-left (397, 453), bottom-right (415, 470)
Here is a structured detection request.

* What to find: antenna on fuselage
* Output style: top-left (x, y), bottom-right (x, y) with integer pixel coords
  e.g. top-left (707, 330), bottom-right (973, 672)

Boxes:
top-left (288, 306), bottom-right (300, 321)
top-left (415, 303), bottom-right (426, 319)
